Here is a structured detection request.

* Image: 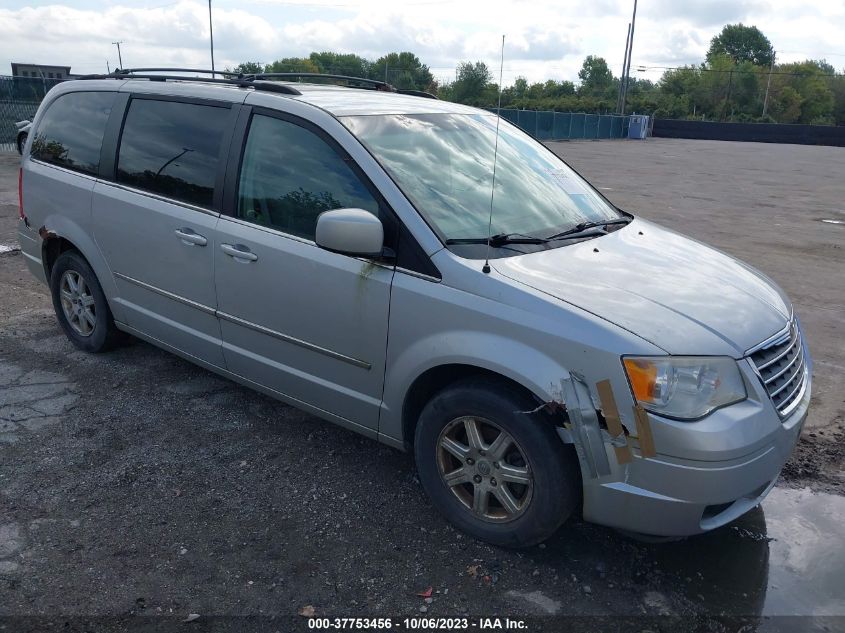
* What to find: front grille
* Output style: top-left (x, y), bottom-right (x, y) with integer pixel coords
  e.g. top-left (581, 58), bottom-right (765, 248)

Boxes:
top-left (748, 321), bottom-right (807, 418)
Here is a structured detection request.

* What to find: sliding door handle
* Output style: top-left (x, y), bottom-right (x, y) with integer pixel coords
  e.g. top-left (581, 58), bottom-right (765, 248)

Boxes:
top-left (174, 228), bottom-right (207, 247)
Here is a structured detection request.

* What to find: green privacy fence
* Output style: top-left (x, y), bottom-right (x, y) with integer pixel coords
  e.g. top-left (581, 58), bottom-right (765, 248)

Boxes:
top-left (1, 75), bottom-right (64, 152)
top-left (490, 109), bottom-right (631, 141)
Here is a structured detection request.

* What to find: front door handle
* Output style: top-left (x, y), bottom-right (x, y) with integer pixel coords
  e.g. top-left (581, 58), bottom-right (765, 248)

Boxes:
top-left (220, 243), bottom-right (258, 262)
top-left (174, 228), bottom-right (208, 247)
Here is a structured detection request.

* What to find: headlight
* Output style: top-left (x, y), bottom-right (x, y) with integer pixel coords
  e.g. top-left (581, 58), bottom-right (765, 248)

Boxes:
top-left (622, 356), bottom-right (746, 420)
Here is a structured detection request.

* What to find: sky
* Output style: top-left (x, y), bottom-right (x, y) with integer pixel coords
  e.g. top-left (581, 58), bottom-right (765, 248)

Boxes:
top-left (1, 0), bottom-right (843, 86)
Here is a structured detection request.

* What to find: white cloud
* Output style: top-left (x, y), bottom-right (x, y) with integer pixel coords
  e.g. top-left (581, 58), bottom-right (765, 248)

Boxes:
top-left (1, 2), bottom-right (277, 74)
top-left (0, 0), bottom-right (842, 84)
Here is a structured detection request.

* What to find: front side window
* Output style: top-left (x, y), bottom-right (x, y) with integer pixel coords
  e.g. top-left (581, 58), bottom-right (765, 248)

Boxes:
top-left (342, 113), bottom-right (623, 244)
top-left (31, 91), bottom-right (117, 175)
top-left (117, 99), bottom-right (228, 208)
top-left (237, 113), bottom-right (379, 240)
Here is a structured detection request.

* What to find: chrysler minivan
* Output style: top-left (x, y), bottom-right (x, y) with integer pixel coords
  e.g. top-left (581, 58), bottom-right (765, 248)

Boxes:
top-left (17, 70), bottom-right (811, 546)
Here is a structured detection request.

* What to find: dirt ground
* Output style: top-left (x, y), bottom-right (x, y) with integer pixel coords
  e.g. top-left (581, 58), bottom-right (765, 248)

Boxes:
top-left (1, 139), bottom-right (844, 629)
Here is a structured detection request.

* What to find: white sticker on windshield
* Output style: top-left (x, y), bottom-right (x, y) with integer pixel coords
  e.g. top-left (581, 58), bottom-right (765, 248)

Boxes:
top-left (544, 168), bottom-right (589, 195)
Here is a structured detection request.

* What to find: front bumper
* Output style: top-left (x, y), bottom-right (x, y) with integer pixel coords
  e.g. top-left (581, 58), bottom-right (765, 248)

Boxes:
top-left (580, 351), bottom-right (812, 537)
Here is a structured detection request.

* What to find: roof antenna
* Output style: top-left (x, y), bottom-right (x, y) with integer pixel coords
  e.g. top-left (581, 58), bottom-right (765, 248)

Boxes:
top-left (482, 34), bottom-right (506, 275)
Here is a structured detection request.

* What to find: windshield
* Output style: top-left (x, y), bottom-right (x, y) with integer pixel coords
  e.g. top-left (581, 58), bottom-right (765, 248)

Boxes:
top-left (342, 113), bottom-right (623, 244)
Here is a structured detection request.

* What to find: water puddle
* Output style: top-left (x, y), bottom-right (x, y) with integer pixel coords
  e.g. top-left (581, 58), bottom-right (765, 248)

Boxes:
top-left (649, 486), bottom-right (845, 618)
top-left (534, 486), bottom-right (844, 623)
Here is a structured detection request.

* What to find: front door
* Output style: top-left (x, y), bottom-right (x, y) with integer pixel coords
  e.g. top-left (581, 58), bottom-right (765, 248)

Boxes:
top-left (214, 109), bottom-right (394, 430)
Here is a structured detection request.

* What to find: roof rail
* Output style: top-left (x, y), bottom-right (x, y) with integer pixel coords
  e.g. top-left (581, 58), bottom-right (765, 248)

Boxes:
top-left (396, 88), bottom-right (438, 100)
top-left (243, 72), bottom-right (395, 92)
top-left (76, 68), bottom-right (439, 99)
top-left (75, 68), bottom-right (303, 95)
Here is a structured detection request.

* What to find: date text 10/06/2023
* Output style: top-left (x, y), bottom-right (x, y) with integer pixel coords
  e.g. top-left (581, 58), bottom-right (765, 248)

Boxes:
top-left (308, 617), bottom-right (528, 630)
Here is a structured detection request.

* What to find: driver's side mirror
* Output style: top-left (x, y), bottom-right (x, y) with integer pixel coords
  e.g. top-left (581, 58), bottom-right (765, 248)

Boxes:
top-left (315, 209), bottom-right (384, 257)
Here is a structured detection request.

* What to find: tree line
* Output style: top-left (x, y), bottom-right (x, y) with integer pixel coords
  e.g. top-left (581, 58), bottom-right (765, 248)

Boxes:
top-left (230, 51), bottom-right (435, 93)
top-left (232, 24), bottom-right (845, 126)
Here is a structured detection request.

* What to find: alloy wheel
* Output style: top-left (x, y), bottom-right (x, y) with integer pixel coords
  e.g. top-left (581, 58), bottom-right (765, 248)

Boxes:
top-left (436, 416), bottom-right (533, 522)
top-left (59, 270), bottom-right (96, 337)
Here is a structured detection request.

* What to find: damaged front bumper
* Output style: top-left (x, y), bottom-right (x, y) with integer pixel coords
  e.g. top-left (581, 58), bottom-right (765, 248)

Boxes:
top-left (560, 358), bottom-right (811, 537)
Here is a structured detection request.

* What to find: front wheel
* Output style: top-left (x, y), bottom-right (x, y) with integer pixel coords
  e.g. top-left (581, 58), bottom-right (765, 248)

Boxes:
top-left (414, 378), bottom-right (581, 547)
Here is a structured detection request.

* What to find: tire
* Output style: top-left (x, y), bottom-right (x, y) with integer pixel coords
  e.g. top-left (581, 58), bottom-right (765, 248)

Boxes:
top-left (414, 378), bottom-right (581, 547)
top-left (50, 250), bottom-right (123, 352)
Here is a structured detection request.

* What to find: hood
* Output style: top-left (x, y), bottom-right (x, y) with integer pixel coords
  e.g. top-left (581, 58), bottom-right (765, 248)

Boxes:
top-left (493, 219), bottom-right (790, 357)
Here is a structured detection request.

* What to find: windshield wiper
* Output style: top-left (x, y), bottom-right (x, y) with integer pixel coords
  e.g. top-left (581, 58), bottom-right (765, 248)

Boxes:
top-left (445, 232), bottom-right (549, 247)
top-left (446, 218), bottom-right (631, 247)
top-left (544, 218), bottom-right (631, 241)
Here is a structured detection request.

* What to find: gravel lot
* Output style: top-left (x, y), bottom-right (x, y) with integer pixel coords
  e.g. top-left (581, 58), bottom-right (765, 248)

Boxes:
top-left (1, 139), bottom-right (843, 630)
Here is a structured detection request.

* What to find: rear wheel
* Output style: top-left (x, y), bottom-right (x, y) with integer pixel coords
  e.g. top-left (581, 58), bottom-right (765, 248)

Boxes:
top-left (414, 378), bottom-right (581, 547)
top-left (50, 250), bottom-right (123, 352)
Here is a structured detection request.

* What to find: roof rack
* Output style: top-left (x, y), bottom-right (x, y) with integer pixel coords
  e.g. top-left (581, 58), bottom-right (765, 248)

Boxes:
top-left (246, 72), bottom-right (396, 92)
top-left (76, 68), bottom-right (302, 95)
top-left (395, 88), bottom-right (438, 100)
top-left (75, 68), bottom-right (439, 99)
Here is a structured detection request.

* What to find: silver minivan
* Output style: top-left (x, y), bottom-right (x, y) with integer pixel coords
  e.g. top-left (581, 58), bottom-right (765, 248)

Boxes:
top-left (17, 71), bottom-right (811, 546)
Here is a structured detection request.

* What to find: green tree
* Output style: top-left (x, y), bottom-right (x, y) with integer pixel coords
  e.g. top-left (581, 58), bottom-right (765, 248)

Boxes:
top-left (308, 52), bottom-right (370, 78)
top-left (769, 86), bottom-right (803, 123)
top-left (265, 57), bottom-right (320, 74)
top-left (707, 24), bottom-right (774, 67)
top-left (232, 61), bottom-right (264, 75)
top-left (769, 60), bottom-right (835, 123)
top-left (370, 52), bottom-right (434, 90)
top-left (831, 71), bottom-right (845, 126)
top-left (541, 79), bottom-right (575, 98)
top-left (577, 55), bottom-right (615, 96)
top-left (450, 61), bottom-right (493, 104)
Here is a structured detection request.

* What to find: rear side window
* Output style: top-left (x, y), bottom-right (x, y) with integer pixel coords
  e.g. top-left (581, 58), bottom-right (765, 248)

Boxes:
top-left (31, 91), bottom-right (117, 175)
top-left (117, 99), bottom-right (228, 208)
top-left (237, 113), bottom-right (379, 240)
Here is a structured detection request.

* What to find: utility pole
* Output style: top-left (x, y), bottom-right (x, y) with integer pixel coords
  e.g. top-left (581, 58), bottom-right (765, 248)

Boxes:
top-left (208, 0), bottom-right (216, 77)
top-left (106, 60), bottom-right (111, 74)
top-left (721, 69), bottom-right (734, 122)
top-left (620, 0), bottom-right (638, 116)
top-left (112, 41), bottom-right (124, 69)
top-left (762, 49), bottom-right (776, 117)
top-left (617, 22), bottom-right (631, 114)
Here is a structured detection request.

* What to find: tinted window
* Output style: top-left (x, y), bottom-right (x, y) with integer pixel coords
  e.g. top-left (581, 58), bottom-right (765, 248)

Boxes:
top-left (237, 114), bottom-right (378, 239)
top-left (31, 91), bottom-right (117, 175)
top-left (117, 99), bottom-right (228, 208)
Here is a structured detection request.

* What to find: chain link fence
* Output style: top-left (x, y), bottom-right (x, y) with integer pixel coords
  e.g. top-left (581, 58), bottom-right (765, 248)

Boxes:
top-left (491, 109), bottom-right (632, 140)
top-left (1, 75), bottom-right (65, 152)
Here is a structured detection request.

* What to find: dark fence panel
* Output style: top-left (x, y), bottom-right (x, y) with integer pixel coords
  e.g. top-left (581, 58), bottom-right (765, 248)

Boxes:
top-left (488, 109), bottom-right (630, 141)
top-left (553, 112), bottom-right (571, 139)
top-left (0, 75), bottom-right (64, 151)
top-left (653, 119), bottom-right (845, 147)
top-left (500, 109), bottom-right (519, 126)
top-left (517, 110), bottom-right (537, 137)
top-left (569, 113), bottom-right (586, 139)
top-left (536, 110), bottom-right (554, 140)
top-left (584, 114), bottom-right (599, 139)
